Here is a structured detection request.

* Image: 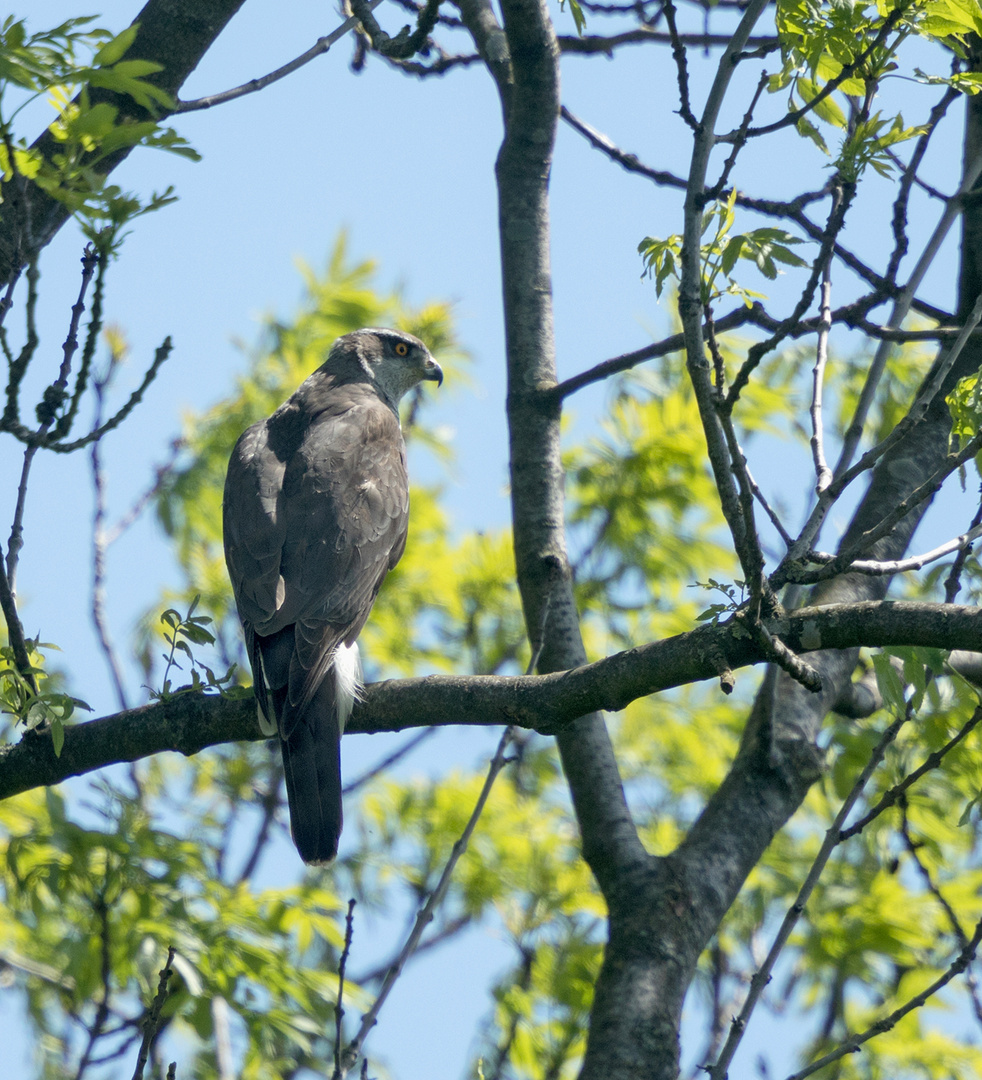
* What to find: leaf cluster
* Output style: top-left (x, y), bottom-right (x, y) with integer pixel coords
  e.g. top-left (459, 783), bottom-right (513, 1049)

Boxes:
top-left (0, 17), bottom-right (197, 241)
top-left (0, 640), bottom-right (89, 757)
top-left (639, 191), bottom-right (807, 306)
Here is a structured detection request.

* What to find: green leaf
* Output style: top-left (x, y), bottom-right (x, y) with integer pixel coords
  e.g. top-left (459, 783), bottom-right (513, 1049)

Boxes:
top-left (871, 652), bottom-right (907, 715)
top-left (51, 717), bottom-right (65, 757)
top-left (92, 23), bottom-right (138, 66)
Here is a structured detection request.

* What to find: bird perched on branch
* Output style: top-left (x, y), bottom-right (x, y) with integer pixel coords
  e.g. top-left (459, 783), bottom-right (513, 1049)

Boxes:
top-left (223, 328), bottom-right (443, 863)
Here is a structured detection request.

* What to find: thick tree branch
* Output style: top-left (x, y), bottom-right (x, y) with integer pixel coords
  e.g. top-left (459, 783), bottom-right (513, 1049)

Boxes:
top-left (5, 600), bottom-right (982, 806)
top-left (492, 0), bottom-right (650, 905)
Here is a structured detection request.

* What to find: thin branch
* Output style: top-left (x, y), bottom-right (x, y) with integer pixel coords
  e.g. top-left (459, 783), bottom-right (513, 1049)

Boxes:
top-left (131, 947), bottom-right (175, 1080)
top-left (2, 256), bottom-right (38, 431)
top-left (49, 338), bottom-right (172, 454)
top-left (0, 553), bottom-right (37, 692)
top-left (332, 900), bottom-right (357, 1080)
top-left (91, 370), bottom-right (130, 712)
top-left (883, 86), bottom-right (959, 287)
top-left (105, 440), bottom-right (182, 546)
top-left (725, 1), bottom-right (912, 143)
top-left (57, 248), bottom-right (108, 441)
top-left (835, 148), bottom-right (982, 480)
top-left (339, 726), bottom-right (517, 1075)
top-left (830, 523), bottom-right (982, 578)
top-left (899, 806), bottom-right (982, 1027)
top-left (678, 0), bottom-right (772, 588)
top-left (810, 268), bottom-right (834, 493)
top-left (726, 179), bottom-right (854, 409)
top-left (557, 30), bottom-right (779, 54)
top-left (839, 706), bottom-right (982, 842)
top-left (779, 292), bottom-right (982, 579)
top-left (354, 913), bottom-right (472, 984)
top-left (783, 427), bottom-right (982, 587)
top-left (235, 761), bottom-right (283, 884)
top-left (349, 0), bottom-right (443, 59)
top-left (708, 711), bottom-right (908, 1080)
top-left (663, 0), bottom-right (697, 130)
top-left (747, 469), bottom-right (793, 549)
top-left (341, 728), bottom-right (436, 794)
top-left (944, 493), bottom-right (982, 604)
top-left (176, 2), bottom-right (387, 112)
top-left (374, 49), bottom-right (481, 76)
top-left (708, 70), bottom-right (768, 200)
top-left (73, 891), bottom-right (114, 1080)
top-left (548, 304), bottom-right (758, 401)
top-left (783, 913), bottom-right (982, 1080)
top-left (5, 248), bottom-right (98, 593)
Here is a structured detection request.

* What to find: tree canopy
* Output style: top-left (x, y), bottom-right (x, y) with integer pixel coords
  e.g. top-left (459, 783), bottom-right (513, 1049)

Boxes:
top-left (3, 1), bottom-right (982, 1079)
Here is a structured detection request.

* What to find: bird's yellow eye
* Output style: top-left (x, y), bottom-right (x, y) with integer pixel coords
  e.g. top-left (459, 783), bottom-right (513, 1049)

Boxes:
top-left (394, 342), bottom-right (409, 357)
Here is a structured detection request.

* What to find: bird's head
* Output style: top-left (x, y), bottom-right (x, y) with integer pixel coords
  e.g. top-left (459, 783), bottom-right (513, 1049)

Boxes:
top-left (334, 327), bottom-right (443, 407)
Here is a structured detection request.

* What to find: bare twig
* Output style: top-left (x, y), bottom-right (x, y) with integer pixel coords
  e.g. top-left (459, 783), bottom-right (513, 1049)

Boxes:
top-left (835, 148), bottom-right (982, 480)
top-left (131, 947), bottom-right (176, 1080)
top-left (663, 0), bottom-right (697, 130)
top-left (235, 761), bottom-right (284, 884)
top-left (810, 272), bottom-right (833, 493)
top-left (784, 429), bottom-right (982, 586)
top-left (177, 2), bottom-right (386, 112)
top-left (2, 255), bottom-right (38, 431)
top-left (726, 180), bottom-right (854, 409)
top-left (342, 728), bottom-right (436, 795)
top-left (780, 294), bottom-right (982, 581)
top-left (105, 440), bottom-right (182, 546)
top-left (349, 0), bottom-right (442, 58)
top-left (354, 913), bottom-right (472, 984)
top-left (558, 30), bottom-right (779, 54)
top-left (339, 726), bottom-right (517, 1074)
top-left (0, 556), bottom-right (37, 692)
top-left (48, 338), bottom-right (172, 454)
top-left (549, 304), bottom-right (758, 401)
top-left (708, 711), bottom-right (908, 1079)
top-left (709, 70), bottom-right (768, 200)
top-left (332, 900), bottom-right (357, 1080)
top-left (678, 0), bottom-right (770, 586)
top-left (91, 369), bottom-right (131, 712)
top-left (900, 805), bottom-right (982, 1027)
top-left (829, 524), bottom-right (982, 578)
top-left (6, 248), bottom-right (99, 593)
top-left (73, 891), bottom-right (113, 1080)
top-left (944, 493), bottom-right (982, 604)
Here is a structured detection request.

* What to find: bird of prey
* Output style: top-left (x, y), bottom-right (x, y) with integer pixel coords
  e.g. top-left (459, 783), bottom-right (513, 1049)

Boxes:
top-left (223, 328), bottom-right (443, 863)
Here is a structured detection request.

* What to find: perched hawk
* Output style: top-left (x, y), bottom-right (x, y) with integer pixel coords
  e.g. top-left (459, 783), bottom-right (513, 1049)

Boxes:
top-left (223, 328), bottom-right (443, 863)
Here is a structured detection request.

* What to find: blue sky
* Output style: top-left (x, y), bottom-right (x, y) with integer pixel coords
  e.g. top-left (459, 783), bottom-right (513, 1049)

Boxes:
top-left (2, 1), bottom-right (977, 1076)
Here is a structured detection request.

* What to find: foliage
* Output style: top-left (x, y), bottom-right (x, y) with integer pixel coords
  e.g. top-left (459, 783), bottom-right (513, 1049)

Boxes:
top-left (149, 597), bottom-right (243, 701)
top-left (4, 1), bottom-right (982, 1079)
top-left (0, 641), bottom-right (89, 756)
top-left (639, 191), bottom-right (808, 305)
top-left (0, 16), bottom-right (197, 241)
top-left (7, 248), bottom-right (981, 1077)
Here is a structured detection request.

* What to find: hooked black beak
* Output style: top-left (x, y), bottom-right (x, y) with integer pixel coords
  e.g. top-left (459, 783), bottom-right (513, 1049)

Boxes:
top-left (424, 358), bottom-right (444, 387)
